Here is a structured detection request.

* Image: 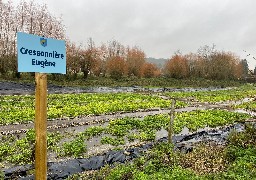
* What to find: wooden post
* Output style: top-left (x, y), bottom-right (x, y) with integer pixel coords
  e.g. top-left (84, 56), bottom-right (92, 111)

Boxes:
top-left (168, 98), bottom-right (176, 143)
top-left (35, 73), bottom-right (47, 179)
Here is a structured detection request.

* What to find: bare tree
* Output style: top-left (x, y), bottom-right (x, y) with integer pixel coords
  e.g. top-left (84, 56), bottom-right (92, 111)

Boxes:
top-left (0, 0), bottom-right (66, 78)
top-left (0, 1), bottom-right (16, 76)
top-left (80, 38), bottom-right (98, 79)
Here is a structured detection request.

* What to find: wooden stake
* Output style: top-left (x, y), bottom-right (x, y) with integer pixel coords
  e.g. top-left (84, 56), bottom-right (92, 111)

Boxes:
top-left (35, 73), bottom-right (47, 179)
top-left (168, 98), bottom-right (176, 143)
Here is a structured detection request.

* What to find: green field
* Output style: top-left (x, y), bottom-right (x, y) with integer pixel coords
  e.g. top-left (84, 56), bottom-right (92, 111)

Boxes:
top-left (0, 84), bottom-right (256, 179)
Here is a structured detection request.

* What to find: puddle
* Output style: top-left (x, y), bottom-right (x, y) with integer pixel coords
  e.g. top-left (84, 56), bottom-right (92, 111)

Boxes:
top-left (179, 126), bottom-right (190, 134)
top-left (155, 126), bottom-right (190, 141)
top-left (234, 109), bottom-right (256, 117)
top-left (155, 128), bottom-right (168, 140)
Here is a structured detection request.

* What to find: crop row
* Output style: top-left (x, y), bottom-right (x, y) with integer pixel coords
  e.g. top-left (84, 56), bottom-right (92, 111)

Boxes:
top-left (0, 109), bottom-right (250, 165)
top-left (0, 93), bottom-right (186, 125)
top-left (1, 85), bottom-right (256, 125)
top-left (0, 129), bottom-right (62, 165)
top-left (234, 101), bottom-right (256, 112)
top-left (48, 109), bottom-right (252, 154)
top-left (71, 124), bottom-right (256, 179)
top-left (165, 85), bottom-right (256, 103)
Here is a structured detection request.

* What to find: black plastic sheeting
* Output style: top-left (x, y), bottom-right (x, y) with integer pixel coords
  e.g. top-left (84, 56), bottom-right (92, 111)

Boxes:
top-left (3, 122), bottom-right (255, 180)
top-left (3, 146), bottom-right (151, 180)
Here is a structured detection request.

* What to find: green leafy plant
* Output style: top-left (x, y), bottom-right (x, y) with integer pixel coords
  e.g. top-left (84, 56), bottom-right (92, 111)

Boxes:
top-left (0, 170), bottom-right (4, 180)
top-left (0, 129), bottom-right (63, 165)
top-left (69, 124), bottom-right (256, 179)
top-left (165, 85), bottom-right (256, 104)
top-left (47, 131), bottom-right (63, 151)
top-left (80, 126), bottom-right (105, 139)
top-left (7, 129), bottom-right (35, 164)
top-left (234, 101), bottom-right (256, 111)
top-left (61, 136), bottom-right (86, 157)
top-left (100, 137), bottom-right (125, 146)
top-left (0, 93), bottom-right (186, 125)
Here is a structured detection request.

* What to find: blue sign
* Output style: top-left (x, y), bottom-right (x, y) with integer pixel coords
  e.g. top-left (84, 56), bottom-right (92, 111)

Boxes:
top-left (17, 32), bottom-right (66, 74)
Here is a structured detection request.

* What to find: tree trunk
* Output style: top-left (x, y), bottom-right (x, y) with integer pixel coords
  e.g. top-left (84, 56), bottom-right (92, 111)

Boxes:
top-left (83, 69), bottom-right (89, 79)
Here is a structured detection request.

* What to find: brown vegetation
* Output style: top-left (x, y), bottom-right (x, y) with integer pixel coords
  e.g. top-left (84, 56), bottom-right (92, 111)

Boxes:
top-left (163, 45), bottom-right (248, 80)
top-left (0, 1), bottom-right (249, 81)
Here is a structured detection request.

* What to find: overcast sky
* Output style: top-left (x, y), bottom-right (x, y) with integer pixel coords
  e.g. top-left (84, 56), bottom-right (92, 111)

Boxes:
top-left (5, 0), bottom-right (256, 69)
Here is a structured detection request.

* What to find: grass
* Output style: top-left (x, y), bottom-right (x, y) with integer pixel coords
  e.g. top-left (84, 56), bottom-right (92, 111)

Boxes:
top-left (50, 77), bottom-right (245, 88)
top-left (0, 75), bottom-right (246, 88)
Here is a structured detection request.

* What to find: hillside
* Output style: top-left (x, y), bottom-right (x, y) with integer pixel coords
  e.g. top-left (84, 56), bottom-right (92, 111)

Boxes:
top-left (146, 57), bottom-right (169, 68)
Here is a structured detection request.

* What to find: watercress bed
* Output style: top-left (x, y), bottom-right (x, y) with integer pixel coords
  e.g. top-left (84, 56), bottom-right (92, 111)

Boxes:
top-left (165, 85), bottom-right (256, 103)
top-left (0, 93), bottom-right (186, 125)
top-left (0, 109), bottom-right (251, 164)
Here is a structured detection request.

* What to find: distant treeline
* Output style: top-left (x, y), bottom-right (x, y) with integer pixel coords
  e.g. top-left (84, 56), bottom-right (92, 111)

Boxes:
top-left (0, 1), bottom-right (249, 81)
